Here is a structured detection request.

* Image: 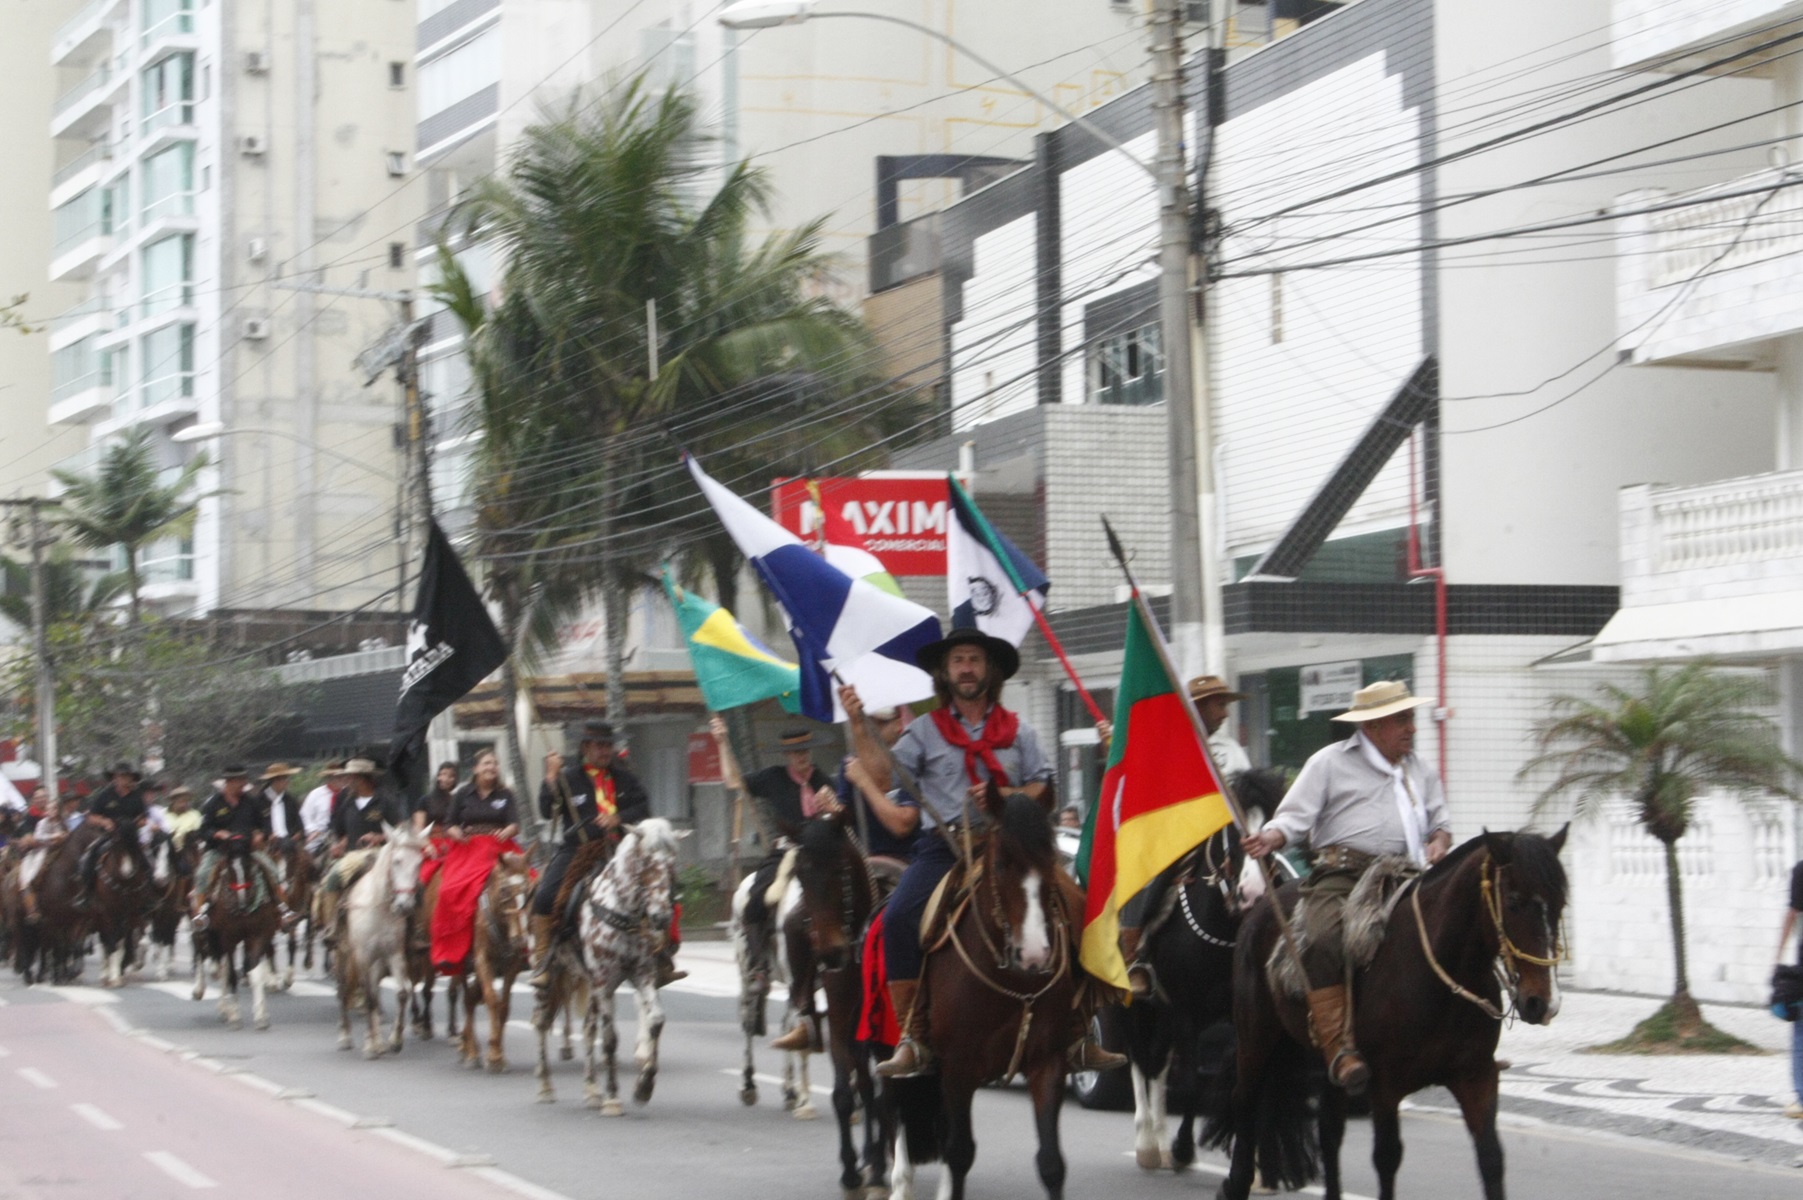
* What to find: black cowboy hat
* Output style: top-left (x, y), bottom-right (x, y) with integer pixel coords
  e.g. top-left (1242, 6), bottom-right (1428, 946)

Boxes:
top-left (914, 626), bottom-right (1019, 682)
top-left (765, 726), bottom-right (834, 751)
top-left (580, 720), bottom-right (616, 744)
top-left (220, 763), bottom-right (250, 779)
top-left (108, 760), bottom-right (142, 780)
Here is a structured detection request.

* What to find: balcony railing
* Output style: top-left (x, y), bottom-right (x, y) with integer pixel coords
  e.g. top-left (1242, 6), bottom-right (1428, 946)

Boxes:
top-left (53, 61), bottom-right (113, 118)
top-left (1646, 468), bottom-right (1803, 572)
top-left (141, 102), bottom-right (194, 137)
top-left (54, 0), bottom-right (117, 58)
top-left (1644, 167), bottom-right (1803, 289)
top-left (141, 189), bottom-right (195, 224)
top-left (51, 141), bottom-right (112, 190)
top-left (50, 296), bottom-right (108, 339)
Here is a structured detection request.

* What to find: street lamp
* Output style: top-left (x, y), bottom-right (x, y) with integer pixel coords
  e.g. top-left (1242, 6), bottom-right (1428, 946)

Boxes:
top-left (720, 0), bottom-right (1221, 676)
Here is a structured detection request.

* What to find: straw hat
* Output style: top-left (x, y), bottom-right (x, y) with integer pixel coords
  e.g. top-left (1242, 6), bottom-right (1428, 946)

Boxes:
top-left (1331, 680), bottom-right (1434, 723)
top-left (342, 758), bottom-right (380, 778)
top-left (1187, 675), bottom-right (1246, 704)
top-left (260, 762), bottom-right (302, 781)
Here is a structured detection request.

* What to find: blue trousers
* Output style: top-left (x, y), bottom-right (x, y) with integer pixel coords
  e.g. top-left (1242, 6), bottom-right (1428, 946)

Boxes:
top-left (1793, 1016), bottom-right (1802, 1101)
top-left (883, 834), bottom-right (956, 982)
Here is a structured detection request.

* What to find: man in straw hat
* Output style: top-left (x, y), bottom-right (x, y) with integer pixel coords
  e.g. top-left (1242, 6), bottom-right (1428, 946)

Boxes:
top-left (1244, 679), bottom-right (1452, 1094)
top-left (191, 765), bottom-right (298, 931)
top-left (257, 763), bottom-right (305, 842)
top-left (842, 626), bottom-right (1124, 1079)
top-left (312, 758), bottom-right (406, 941)
top-left (1116, 674), bottom-right (1251, 999)
top-left (300, 760), bottom-right (346, 854)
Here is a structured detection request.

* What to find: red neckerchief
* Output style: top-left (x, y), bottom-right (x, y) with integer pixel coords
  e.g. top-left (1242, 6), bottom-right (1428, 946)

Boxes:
top-left (930, 705), bottom-right (1020, 788)
top-left (586, 765), bottom-right (617, 816)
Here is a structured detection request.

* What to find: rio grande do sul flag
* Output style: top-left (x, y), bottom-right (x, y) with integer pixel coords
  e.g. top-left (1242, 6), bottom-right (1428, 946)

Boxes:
top-left (1077, 593), bottom-right (1235, 992)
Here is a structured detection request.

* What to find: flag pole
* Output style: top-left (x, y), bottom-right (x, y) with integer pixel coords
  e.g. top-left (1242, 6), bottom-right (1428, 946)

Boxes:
top-left (951, 476), bottom-right (1107, 725)
top-left (1101, 516), bottom-right (1310, 974)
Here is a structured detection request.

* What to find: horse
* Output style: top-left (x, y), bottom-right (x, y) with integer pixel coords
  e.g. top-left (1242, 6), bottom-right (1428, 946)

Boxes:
top-left (332, 826), bottom-right (430, 1057)
top-left (454, 852), bottom-right (534, 1072)
top-left (265, 835), bottom-right (316, 990)
top-left (562, 819), bottom-right (681, 1114)
top-left (143, 830), bottom-right (195, 981)
top-left (1209, 827), bottom-right (1569, 1200)
top-left (12, 830), bottom-right (90, 985)
top-left (1123, 768), bottom-right (1289, 1173)
top-left (191, 847), bottom-right (283, 1029)
top-left (888, 785), bottom-right (1084, 1200)
top-left (729, 870), bottom-right (819, 1115)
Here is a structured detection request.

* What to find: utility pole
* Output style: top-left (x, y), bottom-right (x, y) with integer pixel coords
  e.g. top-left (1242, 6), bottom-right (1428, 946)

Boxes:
top-left (2, 498), bottom-right (60, 801)
top-left (1151, 0), bottom-right (1225, 678)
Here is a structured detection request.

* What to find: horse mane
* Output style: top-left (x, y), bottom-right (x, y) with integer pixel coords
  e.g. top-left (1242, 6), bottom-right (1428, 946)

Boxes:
top-left (1420, 830), bottom-right (1568, 911)
top-left (796, 814), bottom-right (848, 862)
top-left (1235, 768), bottom-right (1288, 823)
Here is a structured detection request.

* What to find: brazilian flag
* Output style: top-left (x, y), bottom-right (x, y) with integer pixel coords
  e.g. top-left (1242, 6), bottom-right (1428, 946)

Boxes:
top-left (661, 570), bottom-right (802, 714)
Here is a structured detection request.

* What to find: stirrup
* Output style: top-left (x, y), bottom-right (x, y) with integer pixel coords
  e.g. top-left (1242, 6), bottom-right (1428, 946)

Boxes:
top-left (191, 907), bottom-right (210, 932)
top-left (1126, 960), bottom-right (1156, 1000)
top-left (1328, 1048), bottom-right (1369, 1096)
top-left (876, 1037), bottom-right (934, 1078)
top-left (1069, 1038), bottom-right (1128, 1072)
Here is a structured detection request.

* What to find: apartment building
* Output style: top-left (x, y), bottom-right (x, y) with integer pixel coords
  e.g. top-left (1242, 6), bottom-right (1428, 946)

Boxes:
top-left (45, 0), bottom-right (420, 617)
top-left (868, 0), bottom-right (1794, 1000)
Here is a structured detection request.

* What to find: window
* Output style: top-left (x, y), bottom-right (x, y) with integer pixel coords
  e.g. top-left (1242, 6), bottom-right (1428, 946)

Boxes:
top-left (140, 323), bottom-right (196, 409)
top-left (141, 142), bottom-right (195, 222)
top-left (389, 61), bottom-right (406, 88)
top-left (142, 0), bottom-right (194, 44)
top-left (418, 29), bottom-right (500, 119)
top-left (51, 337), bottom-right (100, 401)
top-left (1090, 323), bottom-right (1163, 406)
top-left (52, 188), bottom-right (104, 253)
top-left (141, 51), bottom-right (195, 133)
top-left (141, 234), bottom-right (195, 318)
top-left (388, 242), bottom-right (405, 269)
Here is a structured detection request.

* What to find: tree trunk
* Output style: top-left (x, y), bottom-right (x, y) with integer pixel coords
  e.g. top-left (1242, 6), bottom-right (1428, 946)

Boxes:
top-left (125, 544), bottom-right (142, 629)
top-left (496, 588), bottom-right (541, 847)
top-left (604, 565), bottom-right (629, 730)
top-left (706, 533), bottom-right (740, 615)
top-left (1660, 837), bottom-right (1698, 1022)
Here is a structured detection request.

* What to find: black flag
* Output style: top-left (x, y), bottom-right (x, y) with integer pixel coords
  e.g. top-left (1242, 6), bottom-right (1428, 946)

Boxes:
top-left (389, 520), bottom-right (507, 788)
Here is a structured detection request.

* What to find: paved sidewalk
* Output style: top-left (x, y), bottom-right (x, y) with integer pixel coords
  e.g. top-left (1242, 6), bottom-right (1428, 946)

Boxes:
top-left (1412, 989), bottom-right (1803, 1167)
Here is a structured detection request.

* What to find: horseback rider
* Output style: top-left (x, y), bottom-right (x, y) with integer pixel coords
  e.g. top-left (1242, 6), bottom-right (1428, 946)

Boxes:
top-left (844, 627), bottom-right (1126, 1079)
top-left (312, 758), bottom-right (406, 941)
top-left (257, 764), bottom-right (305, 845)
top-left (413, 761), bottom-right (460, 834)
top-left (190, 765), bottom-right (299, 931)
top-left (299, 760), bottom-right (345, 855)
top-left (1243, 680), bottom-right (1453, 1094)
top-left (17, 793), bottom-right (72, 925)
top-left (528, 722), bottom-right (673, 987)
top-left (1117, 674), bottom-right (1251, 998)
top-left (429, 749), bottom-right (522, 975)
top-left (75, 761), bottom-right (152, 908)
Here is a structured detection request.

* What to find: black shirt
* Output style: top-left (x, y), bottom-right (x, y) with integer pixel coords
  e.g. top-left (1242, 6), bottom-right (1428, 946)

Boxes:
top-left (1791, 861), bottom-right (1803, 966)
top-left (538, 761), bottom-right (650, 847)
top-left (414, 786), bottom-right (455, 828)
top-left (746, 763), bottom-right (832, 840)
top-left (198, 791), bottom-right (267, 848)
top-left (448, 781), bottom-right (519, 831)
top-left (89, 784), bottom-right (147, 824)
top-left (835, 760), bottom-right (917, 861)
top-left (330, 790), bottom-right (406, 843)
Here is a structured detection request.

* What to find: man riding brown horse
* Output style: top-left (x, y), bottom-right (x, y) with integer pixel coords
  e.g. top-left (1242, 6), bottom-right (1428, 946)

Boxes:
top-left (1243, 680), bottom-right (1452, 1094)
top-left (190, 764), bottom-right (298, 932)
top-left (842, 626), bottom-right (1124, 1079)
top-left (74, 761), bottom-right (151, 909)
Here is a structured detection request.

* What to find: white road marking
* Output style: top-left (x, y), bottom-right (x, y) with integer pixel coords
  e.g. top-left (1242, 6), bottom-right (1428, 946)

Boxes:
top-left (1117, 1153), bottom-right (1378, 1200)
top-left (144, 1150), bottom-right (218, 1189)
top-left (471, 1166), bottom-right (579, 1200)
top-left (16, 1067), bottom-right (56, 1089)
top-left (71, 1102), bottom-right (123, 1130)
top-left (0, 1043), bottom-right (10, 1057)
top-left (718, 1067), bottom-right (833, 1097)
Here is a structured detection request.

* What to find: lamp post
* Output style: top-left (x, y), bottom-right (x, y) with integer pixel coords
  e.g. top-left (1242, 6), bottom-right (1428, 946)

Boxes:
top-left (719, 0), bottom-right (1221, 676)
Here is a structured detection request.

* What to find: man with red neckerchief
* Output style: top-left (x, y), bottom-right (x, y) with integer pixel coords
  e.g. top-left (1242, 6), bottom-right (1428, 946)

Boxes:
top-left (842, 626), bottom-right (1125, 1079)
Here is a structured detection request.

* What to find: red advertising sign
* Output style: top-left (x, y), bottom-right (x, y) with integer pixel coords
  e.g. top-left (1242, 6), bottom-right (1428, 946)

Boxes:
top-left (771, 474), bottom-right (952, 577)
top-left (686, 730), bottom-right (722, 785)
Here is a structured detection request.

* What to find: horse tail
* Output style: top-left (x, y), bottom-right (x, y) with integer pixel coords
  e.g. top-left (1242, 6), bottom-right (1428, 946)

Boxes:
top-left (1198, 1030), bottom-right (1318, 1191)
top-left (888, 1076), bottom-right (942, 1164)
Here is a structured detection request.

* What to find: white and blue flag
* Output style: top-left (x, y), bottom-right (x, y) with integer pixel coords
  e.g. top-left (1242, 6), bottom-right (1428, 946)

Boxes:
top-left (947, 474), bottom-right (1050, 645)
top-left (686, 455), bottom-right (941, 722)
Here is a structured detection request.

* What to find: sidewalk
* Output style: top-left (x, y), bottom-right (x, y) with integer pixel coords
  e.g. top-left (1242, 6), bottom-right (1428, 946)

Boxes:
top-left (1426, 989), bottom-right (1803, 1167)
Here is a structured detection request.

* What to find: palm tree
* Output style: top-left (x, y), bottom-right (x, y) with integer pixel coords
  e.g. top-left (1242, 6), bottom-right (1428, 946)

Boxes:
top-left (1523, 662), bottom-right (1802, 1024)
top-left (0, 546), bottom-right (126, 630)
top-left (51, 430), bottom-right (207, 627)
top-left (442, 77), bottom-right (897, 729)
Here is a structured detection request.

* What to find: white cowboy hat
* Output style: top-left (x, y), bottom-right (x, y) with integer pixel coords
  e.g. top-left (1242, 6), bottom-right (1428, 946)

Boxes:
top-left (1331, 680), bottom-right (1435, 723)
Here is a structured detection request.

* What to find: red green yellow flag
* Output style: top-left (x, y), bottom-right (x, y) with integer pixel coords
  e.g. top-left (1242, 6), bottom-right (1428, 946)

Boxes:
top-left (1076, 593), bottom-right (1237, 991)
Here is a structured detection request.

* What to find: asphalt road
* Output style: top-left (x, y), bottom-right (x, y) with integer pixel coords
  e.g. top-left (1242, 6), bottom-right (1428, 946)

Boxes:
top-left (2, 955), bottom-right (1799, 1200)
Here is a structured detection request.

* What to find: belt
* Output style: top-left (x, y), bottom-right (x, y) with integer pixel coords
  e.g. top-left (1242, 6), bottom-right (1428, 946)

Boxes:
top-left (1311, 845), bottom-right (1377, 874)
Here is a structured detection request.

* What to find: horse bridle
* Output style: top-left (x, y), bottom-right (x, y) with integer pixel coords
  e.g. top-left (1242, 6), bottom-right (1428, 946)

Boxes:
top-left (1411, 856), bottom-right (1565, 1022)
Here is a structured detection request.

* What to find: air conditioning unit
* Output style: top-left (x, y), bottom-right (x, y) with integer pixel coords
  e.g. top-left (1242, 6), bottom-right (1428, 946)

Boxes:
top-left (244, 50), bottom-right (270, 74)
top-left (242, 317), bottom-right (271, 340)
top-left (246, 237), bottom-right (268, 262)
top-left (239, 134), bottom-right (267, 157)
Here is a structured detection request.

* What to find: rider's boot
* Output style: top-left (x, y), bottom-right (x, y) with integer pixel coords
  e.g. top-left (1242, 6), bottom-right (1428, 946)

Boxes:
top-left (768, 1012), bottom-right (816, 1053)
top-left (1120, 926), bottom-right (1153, 1000)
top-left (527, 914), bottom-right (558, 988)
top-left (1305, 984), bottom-right (1368, 1096)
top-left (315, 888), bottom-right (339, 948)
top-left (654, 945), bottom-right (687, 988)
top-left (191, 900), bottom-right (210, 932)
top-left (22, 887), bottom-right (41, 926)
top-left (875, 980), bottom-right (932, 1078)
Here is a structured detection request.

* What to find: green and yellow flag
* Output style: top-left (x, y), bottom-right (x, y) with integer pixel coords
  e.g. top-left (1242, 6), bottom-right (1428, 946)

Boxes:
top-left (661, 570), bottom-right (802, 714)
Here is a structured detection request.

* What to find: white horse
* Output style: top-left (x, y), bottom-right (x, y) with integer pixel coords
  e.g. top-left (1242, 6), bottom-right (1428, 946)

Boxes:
top-left (729, 869), bottom-right (818, 1118)
top-left (576, 820), bottom-right (682, 1115)
top-left (333, 826), bottom-right (429, 1059)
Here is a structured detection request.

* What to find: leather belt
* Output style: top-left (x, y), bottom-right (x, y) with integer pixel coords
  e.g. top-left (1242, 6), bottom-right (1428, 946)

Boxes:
top-left (1311, 845), bottom-right (1377, 874)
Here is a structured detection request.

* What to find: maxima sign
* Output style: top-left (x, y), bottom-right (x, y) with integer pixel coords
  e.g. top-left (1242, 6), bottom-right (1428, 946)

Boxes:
top-left (770, 473), bottom-right (954, 577)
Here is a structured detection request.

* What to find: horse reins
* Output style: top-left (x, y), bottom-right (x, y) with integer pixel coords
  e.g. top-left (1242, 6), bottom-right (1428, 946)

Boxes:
top-left (1410, 856), bottom-right (1564, 1022)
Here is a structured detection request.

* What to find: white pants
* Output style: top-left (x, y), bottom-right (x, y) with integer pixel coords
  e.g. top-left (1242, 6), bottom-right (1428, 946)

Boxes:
top-left (19, 848), bottom-right (48, 890)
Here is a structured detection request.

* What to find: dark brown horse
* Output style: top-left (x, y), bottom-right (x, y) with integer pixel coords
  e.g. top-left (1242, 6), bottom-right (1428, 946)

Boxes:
top-left (1210, 827), bottom-right (1569, 1200)
top-left (191, 850), bottom-right (283, 1029)
top-left (87, 827), bottom-right (157, 988)
top-left (265, 835), bottom-right (316, 989)
top-left (144, 830), bottom-right (196, 980)
top-left (888, 786), bottom-right (1083, 1200)
top-left (6, 829), bottom-right (88, 984)
top-left (456, 852), bottom-right (533, 1072)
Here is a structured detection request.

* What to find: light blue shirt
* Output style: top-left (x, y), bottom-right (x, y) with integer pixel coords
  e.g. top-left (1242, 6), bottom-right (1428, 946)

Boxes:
top-left (890, 708), bottom-right (1053, 830)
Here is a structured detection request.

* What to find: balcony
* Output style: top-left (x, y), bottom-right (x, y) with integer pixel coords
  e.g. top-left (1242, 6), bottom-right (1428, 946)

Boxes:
top-left (50, 59), bottom-right (123, 141)
top-left (52, 0), bottom-right (119, 65)
top-left (1615, 167), bottom-right (1803, 366)
top-left (49, 336), bottom-right (112, 427)
top-left (1592, 469), bottom-right (1803, 660)
top-left (47, 296), bottom-right (109, 352)
top-left (49, 191), bottom-right (111, 281)
top-left (50, 141), bottom-right (115, 208)
top-left (1612, 0), bottom-right (1803, 73)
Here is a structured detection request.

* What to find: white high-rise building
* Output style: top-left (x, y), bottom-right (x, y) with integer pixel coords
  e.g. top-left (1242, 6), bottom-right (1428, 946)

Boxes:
top-left (46, 0), bottom-right (422, 617)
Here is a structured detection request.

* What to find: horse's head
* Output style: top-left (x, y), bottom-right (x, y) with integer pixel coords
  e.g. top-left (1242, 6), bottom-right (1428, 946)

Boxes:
top-left (615, 818), bottom-right (682, 933)
top-left (1227, 767), bottom-right (1291, 913)
top-left (792, 815), bottom-right (865, 971)
top-left (382, 823), bottom-right (430, 914)
top-left (984, 783), bottom-right (1060, 973)
top-left (492, 852), bottom-right (535, 959)
top-left (149, 830), bottom-right (173, 885)
top-left (1480, 825), bottom-right (1569, 1025)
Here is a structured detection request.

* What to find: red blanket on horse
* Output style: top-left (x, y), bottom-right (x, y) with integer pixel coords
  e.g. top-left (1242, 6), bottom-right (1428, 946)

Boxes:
top-left (858, 908), bottom-right (900, 1046)
top-left (430, 834), bottom-right (520, 973)
top-left (419, 835), bottom-right (455, 886)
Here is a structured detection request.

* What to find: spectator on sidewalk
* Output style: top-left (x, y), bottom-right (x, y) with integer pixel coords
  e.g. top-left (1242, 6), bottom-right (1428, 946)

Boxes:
top-left (1782, 858), bottom-right (1803, 1120)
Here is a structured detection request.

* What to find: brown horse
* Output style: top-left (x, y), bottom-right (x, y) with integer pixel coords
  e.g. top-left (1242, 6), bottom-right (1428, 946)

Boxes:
top-left (1210, 827), bottom-right (1569, 1200)
top-left (143, 830), bottom-right (196, 980)
top-left (191, 850), bottom-right (283, 1029)
top-left (265, 835), bottom-right (316, 989)
top-left (888, 786), bottom-right (1084, 1200)
top-left (87, 828), bottom-right (157, 987)
top-left (454, 852), bottom-right (533, 1072)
